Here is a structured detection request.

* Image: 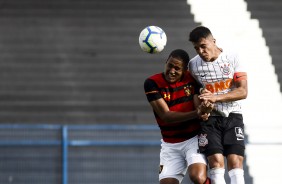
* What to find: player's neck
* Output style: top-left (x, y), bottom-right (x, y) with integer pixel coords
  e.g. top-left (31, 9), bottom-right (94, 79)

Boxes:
top-left (209, 47), bottom-right (222, 62)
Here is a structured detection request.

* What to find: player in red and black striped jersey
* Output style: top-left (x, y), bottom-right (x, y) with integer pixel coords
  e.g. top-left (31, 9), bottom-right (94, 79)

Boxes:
top-left (144, 49), bottom-right (212, 184)
top-left (145, 71), bottom-right (201, 143)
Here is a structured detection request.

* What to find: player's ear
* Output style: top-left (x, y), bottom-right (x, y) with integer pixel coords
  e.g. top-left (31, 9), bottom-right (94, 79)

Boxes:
top-left (183, 62), bottom-right (188, 70)
top-left (183, 65), bottom-right (188, 72)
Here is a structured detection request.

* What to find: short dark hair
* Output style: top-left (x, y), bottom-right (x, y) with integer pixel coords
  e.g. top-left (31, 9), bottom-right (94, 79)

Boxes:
top-left (189, 26), bottom-right (213, 43)
top-left (167, 49), bottom-right (190, 68)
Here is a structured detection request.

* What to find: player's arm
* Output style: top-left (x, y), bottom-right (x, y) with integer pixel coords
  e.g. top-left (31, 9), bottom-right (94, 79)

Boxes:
top-left (199, 73), bottom-right (248, 103)
top-left (144, 78), bottom-right (198, 123)
top-left (149, 98), bottom-right (198, 123)
top-left (193, 94), bottom-right (211, 121)
top-left (215, 79), bottom-right (247, 102)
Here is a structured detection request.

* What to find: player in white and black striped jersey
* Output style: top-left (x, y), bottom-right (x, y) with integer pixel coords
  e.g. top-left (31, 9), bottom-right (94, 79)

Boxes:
top-left (188, 26), bottom-right (248, 184)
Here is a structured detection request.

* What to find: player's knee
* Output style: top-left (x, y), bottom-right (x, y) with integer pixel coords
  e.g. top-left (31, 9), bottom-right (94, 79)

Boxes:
top-left (228, 161), bottom-right (242, 170)
top-left (191, 176), bottom-right (207, 184)
top-left (190, 174), bottom-right (207, 184)
top-left (227, 154), bottom-right (244, 170)
top-left (160, 178), bottom-right (179, 184)
top-left (208, 154), bottom-right (225, 168)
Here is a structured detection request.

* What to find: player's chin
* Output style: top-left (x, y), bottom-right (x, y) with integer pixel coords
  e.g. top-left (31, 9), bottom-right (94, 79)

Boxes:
top-left (200, 55), bottom-right (210, 61)
top-left (166, 76), bottom-right (177, 83)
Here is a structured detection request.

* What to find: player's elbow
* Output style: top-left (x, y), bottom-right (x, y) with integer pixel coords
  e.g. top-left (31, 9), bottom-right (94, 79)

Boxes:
top-left (160, 115), bottom-right (174, 123)
top-left (241, 88), bottom-right (248, 99)
top-left (236, 86), bottom-right (247, 100)
top-left (159, 112), bottom-right (176, 123)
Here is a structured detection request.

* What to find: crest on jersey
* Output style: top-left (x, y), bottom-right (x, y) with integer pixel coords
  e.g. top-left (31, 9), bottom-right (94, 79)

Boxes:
top-left (198, 134), bottom-right (208, 147)
top-left (184, 84), bottom-right (194, 96)
top-left (220, 63), bottom-right (231, 75)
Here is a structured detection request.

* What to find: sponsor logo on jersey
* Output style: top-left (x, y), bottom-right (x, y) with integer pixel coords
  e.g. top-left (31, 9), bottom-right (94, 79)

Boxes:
top-left (234, 72), bottom-right (247, 82)
top-left (198, 134), bottom-right (208, 147)
top-left (205, 79), bottom-right (232, 93)
top-left (200, 74), bottom-right (207, 77)
top-left (235, 127), bottom-right (244, 141)
top-left (236, 75), bottom-right (246, 79)
top-left (163, 93), bottom-right (170, 100)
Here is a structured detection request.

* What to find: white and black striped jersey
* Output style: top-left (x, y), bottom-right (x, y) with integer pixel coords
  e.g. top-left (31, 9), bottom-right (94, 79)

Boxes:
top-left (189, 50), bottom-right (247, 117)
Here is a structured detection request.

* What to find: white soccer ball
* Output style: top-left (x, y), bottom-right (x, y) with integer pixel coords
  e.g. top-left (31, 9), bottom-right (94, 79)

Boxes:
top-left (138, 26), bottom-right (167, 54)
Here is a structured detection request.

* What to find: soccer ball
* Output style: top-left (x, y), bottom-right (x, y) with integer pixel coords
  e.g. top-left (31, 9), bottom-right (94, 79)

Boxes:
top-left (139, 26), bottom-right (167, 54)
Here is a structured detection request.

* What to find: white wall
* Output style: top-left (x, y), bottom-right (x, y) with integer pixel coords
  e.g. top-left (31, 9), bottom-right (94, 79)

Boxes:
top-left (187, 0), bottom-right (282, 183)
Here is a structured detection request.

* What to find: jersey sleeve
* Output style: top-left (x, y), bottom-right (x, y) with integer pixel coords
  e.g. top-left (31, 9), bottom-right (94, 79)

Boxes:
top-left (144, 79), bottom-right (162, 102)
top-left (233, 53), bottom-right (247, 81)
top-left (233, 53), bottom-right (246, 72)
top-left (187, 66), bottom-right (203, 94)
top-left (188, 72), bottom-right (201, 95)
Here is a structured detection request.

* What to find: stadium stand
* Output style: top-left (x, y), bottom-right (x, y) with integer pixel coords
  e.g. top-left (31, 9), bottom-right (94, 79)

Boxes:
top-left (0, 0), bottom-right (199, 124)
top-left (246, 0), bottom-right (282, 92)
top-left (244, 1), bottom-right (282, 183)
top-left (2, 0), bottom-right (272, 183)
top-left (0, 0), bottom-right (207, 184)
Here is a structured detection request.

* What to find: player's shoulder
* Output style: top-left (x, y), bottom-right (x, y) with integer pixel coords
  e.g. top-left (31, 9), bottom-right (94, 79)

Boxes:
top-left (189, 55), bottom-right (201, 63)
top-left (185, 70), bottom-right (193, 78)
top-left (144, 73), bottom-right (164, 86)
top-left (221, 49), bottom-right (239, 60)
top-left (183, 71), bottom-right (196, 82)
top-left (146, 73), bottom-right (163, 81)
top-left (188, 55), bottom-right (201, 69)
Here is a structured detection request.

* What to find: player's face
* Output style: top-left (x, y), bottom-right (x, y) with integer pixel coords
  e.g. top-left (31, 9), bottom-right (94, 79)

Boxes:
top-left (164, 56), bottom-right (186, 83)
top-left (192, 36), bottom-right (219, 62)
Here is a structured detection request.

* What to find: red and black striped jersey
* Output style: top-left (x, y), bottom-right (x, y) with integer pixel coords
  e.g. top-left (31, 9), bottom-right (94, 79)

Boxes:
top-left (144, 72), bottom-right (200, 143)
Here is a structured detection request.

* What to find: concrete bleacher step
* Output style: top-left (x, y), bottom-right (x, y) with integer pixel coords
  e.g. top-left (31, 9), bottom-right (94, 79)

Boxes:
top-left (246, 144), bottom-right (282, 184)
top-left (243, 1), bottom-right (282, 183)
top-left (0, 0), bottom-right (198, 124)
top-left (0, 111), bottom-right (155, 124)
top-left (246, 0), bottom-right (282, 92)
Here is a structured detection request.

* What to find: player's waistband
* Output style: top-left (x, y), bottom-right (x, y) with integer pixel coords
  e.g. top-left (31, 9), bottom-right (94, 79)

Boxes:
top-left (162, 130), bottom-right (199, 143)
top-left (211, 111), bottom-right (243, 118)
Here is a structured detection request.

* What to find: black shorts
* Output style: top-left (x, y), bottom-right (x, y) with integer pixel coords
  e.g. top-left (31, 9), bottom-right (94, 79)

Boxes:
top-left (198, 113), bottom-right (245, 157)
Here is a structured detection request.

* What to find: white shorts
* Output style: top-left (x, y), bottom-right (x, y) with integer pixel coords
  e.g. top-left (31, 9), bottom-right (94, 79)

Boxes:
top-left (159, 135), bottom-right (207, 182)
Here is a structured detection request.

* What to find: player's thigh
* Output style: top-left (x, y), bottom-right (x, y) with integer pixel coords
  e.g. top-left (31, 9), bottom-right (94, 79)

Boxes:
top-left (185, 136), bottom-right (207, 166)
top-left (185, 136), bottom-right (208, 182)
top-left (223, 113), bottom-right (245, 156)
top-left (159, 142), bottom-right (187, 182)
top-left (199, 117), bottom-right (224, 156)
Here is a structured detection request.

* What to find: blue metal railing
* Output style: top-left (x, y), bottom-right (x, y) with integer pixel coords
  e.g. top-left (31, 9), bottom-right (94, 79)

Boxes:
top-left (0, 124), bottom-right (160, 184)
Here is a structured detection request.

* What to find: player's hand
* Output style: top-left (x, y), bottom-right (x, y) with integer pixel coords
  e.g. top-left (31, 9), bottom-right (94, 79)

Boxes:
top-left (197, 101), bottom-right (214, 114)
top-left (201, 101), bottom-right (214, 113)
top-left (197, 105), bottom-right (210, 121)
top-left (199, 90), bottom-right (217, 103)
top-left (200, 113), bottom-right (210, 121)
top-left (200, 88), bottom-right (212, 95)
